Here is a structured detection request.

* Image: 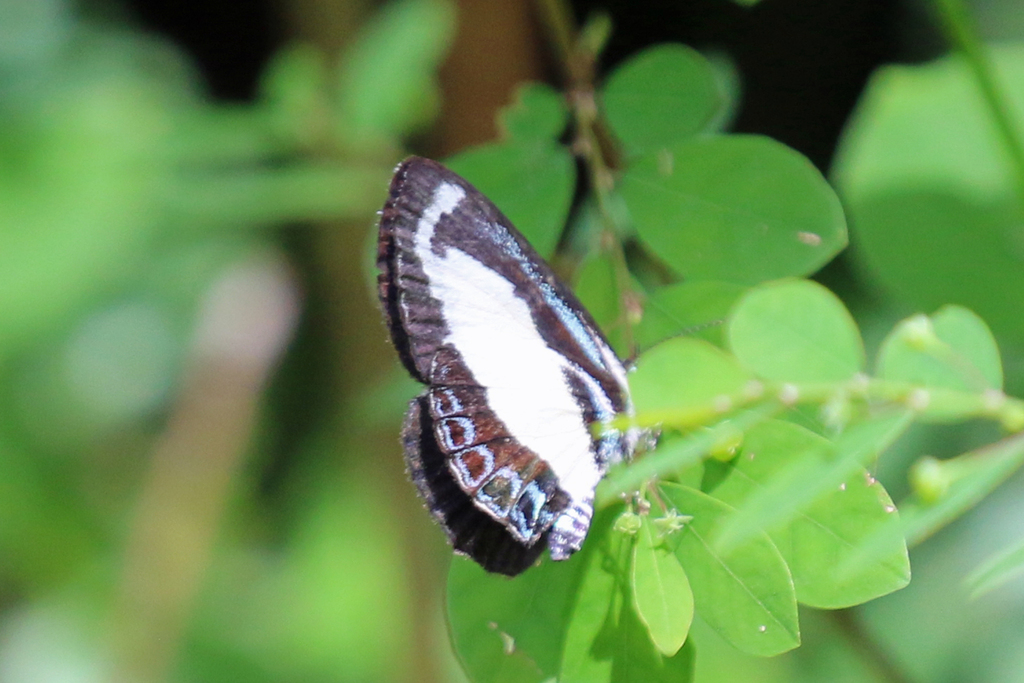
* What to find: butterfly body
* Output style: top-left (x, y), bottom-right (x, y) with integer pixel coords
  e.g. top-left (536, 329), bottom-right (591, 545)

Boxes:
top-left (378, 157), bottom-right (637, 575)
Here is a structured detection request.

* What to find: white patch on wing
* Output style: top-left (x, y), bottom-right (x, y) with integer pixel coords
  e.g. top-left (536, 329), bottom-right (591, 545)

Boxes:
top-left (414, 183), bottom-right (601, 503)
top-left (416, 182), bottom-right (465, 241)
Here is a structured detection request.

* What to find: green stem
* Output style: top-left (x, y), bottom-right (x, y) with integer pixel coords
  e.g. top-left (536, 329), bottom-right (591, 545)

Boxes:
top-left (932, 0), bottom-right (1024, 212)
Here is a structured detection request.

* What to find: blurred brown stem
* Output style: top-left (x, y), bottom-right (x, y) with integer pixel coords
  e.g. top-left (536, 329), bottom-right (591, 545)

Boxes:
top-left (535, 0), bottom-right (640, 354)
top-left (109, 255), bottom-right (299, 683)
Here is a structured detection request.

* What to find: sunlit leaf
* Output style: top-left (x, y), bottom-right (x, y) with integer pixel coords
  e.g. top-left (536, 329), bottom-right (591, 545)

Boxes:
top-left (727, 279), bottom-right (865, 383)
top-left (878, 306), bottom-right (1003, 393)
top-left (630, 337), bottom-right (752, 417)
top-left (713, 420), bottom-right (910, 608)
top-left (839, 433), bottom-right (1024, 579)
top-left (659, 483), bottom-right (799, 656)
top-left (714, 411), bottom-right (912, 553)
top-left (631, 516), bottom-right (693, 655)
top-left (620, 135), bottom-right (847, 285)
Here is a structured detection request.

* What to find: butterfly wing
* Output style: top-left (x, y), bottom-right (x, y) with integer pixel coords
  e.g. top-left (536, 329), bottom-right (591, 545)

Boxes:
top-left (378, 157), bottom-right (635, 575)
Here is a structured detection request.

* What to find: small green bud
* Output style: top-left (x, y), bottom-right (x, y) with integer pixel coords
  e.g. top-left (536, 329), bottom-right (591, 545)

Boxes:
top-left (909, 455), bottom-right (950, 504)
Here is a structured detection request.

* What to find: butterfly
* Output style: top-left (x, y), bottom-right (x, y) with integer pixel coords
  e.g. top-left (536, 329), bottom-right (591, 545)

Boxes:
top-left (377, 157), bottom-right (640, 575)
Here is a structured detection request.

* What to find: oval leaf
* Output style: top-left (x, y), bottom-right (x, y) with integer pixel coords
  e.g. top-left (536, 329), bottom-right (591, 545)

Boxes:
top-left (714, 411), bottom-right (913, 554)
top-left (840, 432), bottom-right (1024, 579)
top-left (560, 515), bottom-right (696, 683)
top-left (632, 516), bottom-right (694, 656)
top-left (631, 337), bottom-right (752, 420)
top-left (601, 43), bottom-right (722, 156)
top-left (620, 135), bottom-right (847, 284)
top-left (878, 305), bottom-right (1003, 393)
top-left (447, 553), bottom-right (581, 683)
top-left (713, 420), bottom-right (910, 608)
top-left (727, 279), bottom-right (865, 383)
top-left (659, 483), bottom-right (799, 656)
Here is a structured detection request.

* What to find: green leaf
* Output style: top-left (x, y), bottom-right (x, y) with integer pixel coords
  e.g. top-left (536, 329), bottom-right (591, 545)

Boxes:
top-left (727, 279), bottom-right (865, 383)
top-left (574, 251), bottom-right (626, 355)
top-left (631, 516), bottom-right (694, 656)
top-left (839, 433), bottom-right (1024, 579)
top-left (447, 509), bottom-right (694, 683)
top-left (630, 337), bottom-right (752, 418)
top-left (713, 420), bottom-right (910, 608)
top-left (832, 45), bottom-right (1024, 344)
top-left (878, 306), bottom-right (1003, 393)
top-left (966, 537), bottom-right (1024, 598)
top-left (446, 140), bottom-right (574, 257)
top-left (636, 280), bottom-right (746, 350)
top-left (601, 44), bottom-right (722, 156)
top-left (559, 514), bottom-right (696, 683)
top-left (714, 411), bottom-right (912, 554)
top-left (447, 553), bottom-right (584, 683)
top-left (832, 45), bottom-right (1024, 206)
top-left (843, 189), bottom-right (1024, 344)
top-left (336, 0), bottom-right (456, 147)
top-left (499, 82), bottom-right (568, 142)
top-left (620, 135), bottom-right (847, 285)
top-left (659, 483), bottom-right (799, 656)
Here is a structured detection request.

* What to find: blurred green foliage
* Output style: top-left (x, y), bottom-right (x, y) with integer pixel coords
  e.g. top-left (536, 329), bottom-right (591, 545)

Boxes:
top-left (0, 0), bottom-right (453, 681)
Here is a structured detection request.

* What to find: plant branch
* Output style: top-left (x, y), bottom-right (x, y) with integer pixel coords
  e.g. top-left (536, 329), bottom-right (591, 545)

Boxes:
top-left (534, 0), bottom-right (641, 354)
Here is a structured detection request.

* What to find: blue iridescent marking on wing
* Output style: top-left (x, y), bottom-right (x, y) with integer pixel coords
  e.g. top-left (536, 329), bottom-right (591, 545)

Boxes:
top-left (539, 282), bottom-right (609, 372)
top-left (491, 224), bottom-right (610, 373)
